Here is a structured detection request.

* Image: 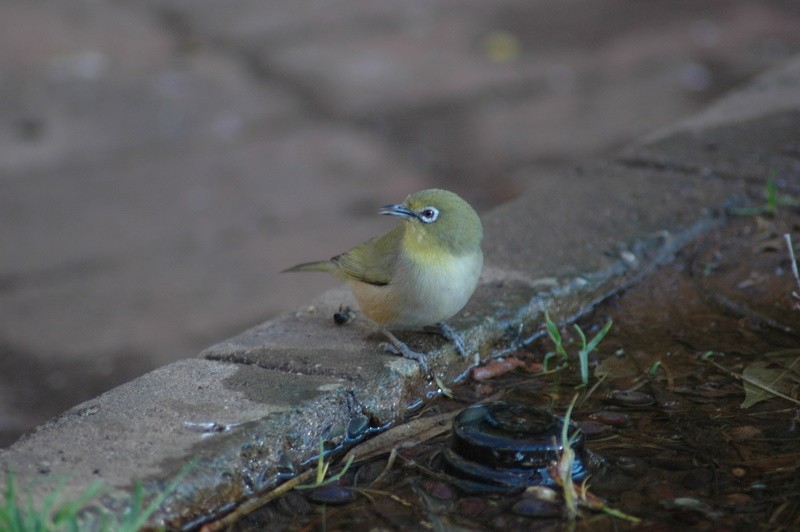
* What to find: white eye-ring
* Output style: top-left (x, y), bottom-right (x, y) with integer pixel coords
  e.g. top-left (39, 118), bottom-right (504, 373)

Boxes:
top-left (418, 206), bottom-right (439, 223)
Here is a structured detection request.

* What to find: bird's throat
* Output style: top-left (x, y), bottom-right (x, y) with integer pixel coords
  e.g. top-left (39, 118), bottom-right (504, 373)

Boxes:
top-left (402, 225), bottom-right (450, 263)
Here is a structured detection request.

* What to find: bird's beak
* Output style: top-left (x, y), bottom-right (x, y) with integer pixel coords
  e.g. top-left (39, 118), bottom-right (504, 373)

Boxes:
top-left (379, 204), bottom-right (415, 220)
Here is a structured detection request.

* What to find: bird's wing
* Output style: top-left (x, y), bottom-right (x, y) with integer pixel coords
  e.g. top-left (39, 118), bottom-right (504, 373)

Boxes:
top-left (331, 226), bottom-right (402, 286)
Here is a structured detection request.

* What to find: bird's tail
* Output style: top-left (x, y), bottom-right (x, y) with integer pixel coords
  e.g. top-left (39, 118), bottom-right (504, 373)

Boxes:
top-left (282, 260), bottom-right (334, 273)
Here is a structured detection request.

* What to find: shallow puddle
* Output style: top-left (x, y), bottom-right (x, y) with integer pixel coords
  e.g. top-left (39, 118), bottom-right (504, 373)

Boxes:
top-left (225, 213), bottom-right (800, 531)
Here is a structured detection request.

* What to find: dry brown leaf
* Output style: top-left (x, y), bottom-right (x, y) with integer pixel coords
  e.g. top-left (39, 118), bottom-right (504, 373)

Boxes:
top-left (471, 356), bottom-right (525, 381)
top-left (741, 349), bottom-right (800, 408)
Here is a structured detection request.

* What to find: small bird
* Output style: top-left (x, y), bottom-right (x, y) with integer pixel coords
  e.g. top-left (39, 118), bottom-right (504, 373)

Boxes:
top-left (283, 189), bottom-right (483, 372)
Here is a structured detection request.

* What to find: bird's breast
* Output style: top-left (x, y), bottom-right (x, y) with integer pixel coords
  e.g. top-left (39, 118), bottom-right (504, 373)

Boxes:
top-left (351, 249), bottom-right (482, 329)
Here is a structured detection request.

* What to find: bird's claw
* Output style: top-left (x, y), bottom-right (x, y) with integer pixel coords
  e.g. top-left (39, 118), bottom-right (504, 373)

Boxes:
top-left (381, 341), bottom-right (400, 355)
top-left (381, 340), bottom-right (430, 374)
top-left (436, 322), bottom-right (467, 358)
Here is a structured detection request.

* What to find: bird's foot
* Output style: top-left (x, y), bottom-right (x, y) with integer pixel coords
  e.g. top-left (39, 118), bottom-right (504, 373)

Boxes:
top-left (381, 330), bottom-right (429, 374)
top-left (424, 322), bottom-right (467, 358)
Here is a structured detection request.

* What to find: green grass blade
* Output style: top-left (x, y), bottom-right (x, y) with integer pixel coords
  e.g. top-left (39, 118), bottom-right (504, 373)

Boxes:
top-left (119, 461), bottom-right (193, 532)
top-left (51, 479), bottom-right (103, 527)
top-left (766, 177), bottom-right (777, 214)
top-left (573, 324), bottom-right (587, 350)
top-left (585, 319), bottom-right (613, 354)
top-left (544, 311), bottom-right (568, 360)
top-left (576, 320), bottom-right (613, 385)
top-left (1, 472), bottom-right (21, 531)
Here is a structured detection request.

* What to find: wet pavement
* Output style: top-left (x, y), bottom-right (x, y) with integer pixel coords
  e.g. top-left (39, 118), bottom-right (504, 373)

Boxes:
top-left (227, 208), bottom-right (800, 530)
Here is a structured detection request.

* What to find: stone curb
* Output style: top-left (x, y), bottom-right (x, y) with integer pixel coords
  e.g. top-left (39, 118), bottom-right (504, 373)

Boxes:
top-left (1, 55), bottom-right (798, 528)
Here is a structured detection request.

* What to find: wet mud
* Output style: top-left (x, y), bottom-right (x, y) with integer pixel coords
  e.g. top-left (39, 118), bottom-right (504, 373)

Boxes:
top-left (223, 211), bottom-right (800, 531)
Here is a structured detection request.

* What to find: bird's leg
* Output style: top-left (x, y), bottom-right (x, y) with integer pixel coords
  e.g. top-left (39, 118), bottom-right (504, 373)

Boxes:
top-left (381, 329), bottom-right (430, 374)
top-left (423, 322), bottom-right (467, 358)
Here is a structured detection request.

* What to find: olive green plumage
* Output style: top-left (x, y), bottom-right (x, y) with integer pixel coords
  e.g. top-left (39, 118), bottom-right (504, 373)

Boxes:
top-left (283, 225), bottom-right (402, 286)
top-left (284, 188), bottom-right (483, 370)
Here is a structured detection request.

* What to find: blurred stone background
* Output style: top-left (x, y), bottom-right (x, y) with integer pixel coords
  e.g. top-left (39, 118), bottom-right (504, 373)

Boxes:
top-left (2, 0), bottom-right (800, 446)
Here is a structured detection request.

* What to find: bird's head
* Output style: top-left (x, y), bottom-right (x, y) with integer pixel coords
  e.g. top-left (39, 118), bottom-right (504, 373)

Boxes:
top-left (380, 189), bottom-right (483, 256)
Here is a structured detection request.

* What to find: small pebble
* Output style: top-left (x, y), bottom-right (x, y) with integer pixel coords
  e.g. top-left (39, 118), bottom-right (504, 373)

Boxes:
top-left (512, 497), bottom-right (561, 517)
top-left (728, 425), bottom-right (762, 440)
top-left (608, 390), bottom-right (655, 407)
top-left (423, 479), bottom-right (455, 500)
top-left (615, 456), bottom-right (646, 476)
top-left (524, 485), bottom-right (559, 503)
top-left (306, 483), bottom-right (357, 505)
top-left (354, 460), bottom-right (386, 486)
top-left (577, 420), bottom-right (614, 438)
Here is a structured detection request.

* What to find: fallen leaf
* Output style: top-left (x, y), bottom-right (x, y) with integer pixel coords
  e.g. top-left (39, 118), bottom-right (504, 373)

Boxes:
top-left (525, 362), bottom-right (544, 373)
top-left (471, 356), bottom-right (526, 381)
top-left (741, 349), bottom-right (800, 408)
top-left (594, 352), bottom-right (639, 381)
top-left (475, 383), bottom-right (494, 396)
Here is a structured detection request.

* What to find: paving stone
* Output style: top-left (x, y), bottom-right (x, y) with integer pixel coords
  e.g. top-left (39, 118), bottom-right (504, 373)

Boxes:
top-left (0, 0), bottom-right (171, 74)
top-left (482, 163), bottom-right (747, 279)
top-left (623, 59), bottom-right (800, 184)
top-left (252, 1), bottom-right (800, 118)
top-left (0, 358), bottom-right (359, 526)
top-left (0, 0), bottom-right (303, 175)
top-left (202, 284), bottom-right (444, 422)
top-left (0, 48), bottom-right (301, 173)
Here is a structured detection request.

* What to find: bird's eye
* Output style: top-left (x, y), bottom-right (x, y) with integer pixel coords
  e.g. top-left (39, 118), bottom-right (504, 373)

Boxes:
top-left (418, 207), bottom-right (439, 223)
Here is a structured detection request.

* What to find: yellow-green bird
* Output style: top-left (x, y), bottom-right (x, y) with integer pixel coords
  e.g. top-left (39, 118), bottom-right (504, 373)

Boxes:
top-left (284, 189), bottom-right (483, 372)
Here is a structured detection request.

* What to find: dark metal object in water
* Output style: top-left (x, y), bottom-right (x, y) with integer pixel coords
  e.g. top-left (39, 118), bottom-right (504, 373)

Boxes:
top-left (440, 402), bottom-right (587, 493)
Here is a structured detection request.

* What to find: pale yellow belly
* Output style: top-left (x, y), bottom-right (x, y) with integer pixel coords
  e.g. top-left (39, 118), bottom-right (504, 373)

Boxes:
top-left (349, 251), bottom-right (482, 329)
